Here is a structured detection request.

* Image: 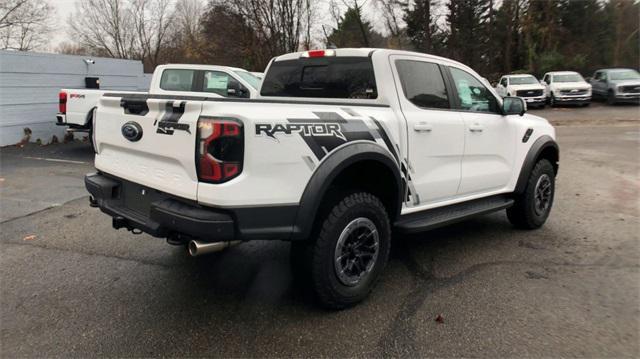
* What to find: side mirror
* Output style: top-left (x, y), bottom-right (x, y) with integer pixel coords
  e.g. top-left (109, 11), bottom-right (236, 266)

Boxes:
top-left (227, 81), bottom-right (248, 98)
top-left (503, 96), bottom-right (526, 116)
top-left (540, 80), bottom-right (547, 85)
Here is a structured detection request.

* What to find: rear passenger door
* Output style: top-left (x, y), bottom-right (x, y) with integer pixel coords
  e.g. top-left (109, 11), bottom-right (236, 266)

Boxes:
top-left (446, 66), bottom-right (516, 196)
top-left (391, 55), bottom-right (465, 206)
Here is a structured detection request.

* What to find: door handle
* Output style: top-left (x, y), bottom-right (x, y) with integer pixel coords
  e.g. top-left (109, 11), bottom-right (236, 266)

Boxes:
top-left (413, 122), bottom-right (432, 132)
top-left (469, 123), bottom-right (484, 132)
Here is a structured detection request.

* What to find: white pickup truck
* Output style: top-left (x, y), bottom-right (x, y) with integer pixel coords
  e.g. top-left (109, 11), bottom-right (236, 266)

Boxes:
top-left (541, 71), bottom-right (591, 107)
top-left (56, 64), bottom-right (261, 136)
top-left (85, 48), bottom-right (558, 308)
top-left (495, 74), bottom-right (546, 108)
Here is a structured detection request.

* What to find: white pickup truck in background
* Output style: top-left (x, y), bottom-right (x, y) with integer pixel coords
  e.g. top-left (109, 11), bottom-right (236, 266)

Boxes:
top-left (495, 74), bottom-right (546, 108)
top-left (56, 64), bottom-right (262, 136)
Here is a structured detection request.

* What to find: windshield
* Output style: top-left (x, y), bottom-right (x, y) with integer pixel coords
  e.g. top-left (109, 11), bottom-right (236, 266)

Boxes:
top-left (234, 71), bottom-right (261, 90)
top-left (554, 74), bottom-right (584, 83)
top-left (610, 70), bottom-right (640, 81)
top-left (509, 76), bottom-right (538, 85)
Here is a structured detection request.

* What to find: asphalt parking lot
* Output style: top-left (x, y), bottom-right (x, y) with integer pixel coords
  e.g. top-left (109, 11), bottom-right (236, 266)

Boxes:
top-left (1, 102), bottom-right (638, 357)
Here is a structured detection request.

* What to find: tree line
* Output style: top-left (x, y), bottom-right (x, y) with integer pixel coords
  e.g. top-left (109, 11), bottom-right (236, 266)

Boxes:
top-left (2, 0), bottom-right (638, 80)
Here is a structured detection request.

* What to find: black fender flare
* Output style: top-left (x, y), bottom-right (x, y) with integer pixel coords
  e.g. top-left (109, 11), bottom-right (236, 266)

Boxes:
top-left (514, 135), bottom-right (559, 194)
top-left (290, 141), bottom-right (403, 241)
top-left (85, 106), bottom-right (97, 127)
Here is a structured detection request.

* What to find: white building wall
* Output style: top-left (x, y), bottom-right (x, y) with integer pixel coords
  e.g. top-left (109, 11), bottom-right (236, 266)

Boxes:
top-left (0, 50), bottom-right (151, 146)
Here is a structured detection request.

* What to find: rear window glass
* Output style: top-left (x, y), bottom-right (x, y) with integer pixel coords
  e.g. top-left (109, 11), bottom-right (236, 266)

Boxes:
top-left (160, 69), bottom-right (194, 91)
top-left (260, 57), bottom-right (377, 99)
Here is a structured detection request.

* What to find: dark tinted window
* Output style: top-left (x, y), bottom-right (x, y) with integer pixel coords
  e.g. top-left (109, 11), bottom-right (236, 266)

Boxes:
top-left (261, 57), bottom-right (377, 99)
top-left (395, 60), bottom-right (449, 109)
top-left (160, 69), bottom-right (194, 91)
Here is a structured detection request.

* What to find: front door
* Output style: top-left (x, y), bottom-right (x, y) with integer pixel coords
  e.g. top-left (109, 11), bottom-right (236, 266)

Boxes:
top-left (447, 66), bottom-right (516, 196)
top-left (390, 55), bottom-right (465, 207)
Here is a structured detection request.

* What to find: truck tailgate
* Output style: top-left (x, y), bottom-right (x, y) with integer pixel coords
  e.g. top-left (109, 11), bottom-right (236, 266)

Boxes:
top-left (94, 95), bottom-right (202, 200)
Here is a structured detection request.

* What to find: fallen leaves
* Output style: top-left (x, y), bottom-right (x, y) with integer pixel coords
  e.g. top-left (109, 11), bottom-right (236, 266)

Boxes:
top-left (22, 235), bottom-right (37, 241)
top-left (435, 314), bottom-right (444, 324)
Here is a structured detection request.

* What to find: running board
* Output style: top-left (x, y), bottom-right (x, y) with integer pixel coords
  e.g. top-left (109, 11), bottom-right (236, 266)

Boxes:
top-left (395, 195), bottom-right (514, 234)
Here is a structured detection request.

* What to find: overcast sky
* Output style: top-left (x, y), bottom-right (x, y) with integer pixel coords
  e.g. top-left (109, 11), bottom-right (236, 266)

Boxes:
top-left (47, 0), bottom-right (449, 52)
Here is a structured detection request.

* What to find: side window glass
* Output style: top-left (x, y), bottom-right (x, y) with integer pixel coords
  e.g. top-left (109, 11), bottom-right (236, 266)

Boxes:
top-left (449, 67), bottom-right (499, 113)
top-left (500, 78), bottom-right (508, 87)
top-left (159, 69), bottom-right (194, 91)
top-left (543, 75), bottom-right (549, 84)
top-left (594, 72), bottom-right (601, 80)
top-left (203, 71), bottom-right (231, 96)
top-left (602, 72), bottom-right (607, 81)
top-left (395, 60), bottom-right (450, 109)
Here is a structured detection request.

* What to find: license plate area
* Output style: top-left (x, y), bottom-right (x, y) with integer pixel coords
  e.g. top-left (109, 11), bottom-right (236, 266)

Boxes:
top-left (122, 182), bottom-right (163, 215)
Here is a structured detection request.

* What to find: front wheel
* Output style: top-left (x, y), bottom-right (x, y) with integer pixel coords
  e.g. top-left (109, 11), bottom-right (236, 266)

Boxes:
top-left (507, 159), bottom-right (555, 229)
top-left (549, 93), bottom-right (557, 107)
top-left (309, 192), bottom-right (391, 309)
top-left (607, 91), bottom-right (616, 105)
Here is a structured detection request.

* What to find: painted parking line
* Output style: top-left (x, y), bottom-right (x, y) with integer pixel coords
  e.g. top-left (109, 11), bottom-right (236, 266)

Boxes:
top-left (23, 156), bottom-right (88, 165)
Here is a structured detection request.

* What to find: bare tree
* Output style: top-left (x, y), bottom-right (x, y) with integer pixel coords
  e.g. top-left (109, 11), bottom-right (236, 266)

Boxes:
top-left (375, 0), bottom-right (404, 37)
top-left (131, 0), bottom-right (173, 68)
top-left (173, 0), bottom-right (203, 44)
top-left (0, 0), bottom-right (53, 51)
top-left (224, 0), bottom-right (311, 56)
top-left (68, 0), bottom-right (137, 59)
top-left (68, 0), bottom-right (173, 69)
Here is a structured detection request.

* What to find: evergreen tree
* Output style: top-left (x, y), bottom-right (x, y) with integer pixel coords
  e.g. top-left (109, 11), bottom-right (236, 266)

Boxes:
top-left (326, 7), bottom-right (384, 48)
top-left (404, 0), bottom-right (434, 53)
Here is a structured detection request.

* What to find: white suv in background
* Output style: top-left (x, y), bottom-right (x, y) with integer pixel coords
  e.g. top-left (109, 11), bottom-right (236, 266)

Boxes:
top-left (495, 74), bottom-right (546, 108)
top-left (541, 71), bottom-right (591, 107)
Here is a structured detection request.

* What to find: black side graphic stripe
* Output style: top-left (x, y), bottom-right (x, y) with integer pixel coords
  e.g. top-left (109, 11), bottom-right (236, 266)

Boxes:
top-left (370, 117), bottom-right (399, 164)
top-left (156, 101), bottom-right (188, 135)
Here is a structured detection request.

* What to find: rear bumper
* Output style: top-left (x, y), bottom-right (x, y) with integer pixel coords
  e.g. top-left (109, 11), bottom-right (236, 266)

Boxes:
top-left (85, 173), bottom-right (298, 242)
top-left (56, 114), bottom-right (66, 126)
top-left (56, 114), bottom-right (91, 132)
top-left (86, 173), bottom-right (235, 241)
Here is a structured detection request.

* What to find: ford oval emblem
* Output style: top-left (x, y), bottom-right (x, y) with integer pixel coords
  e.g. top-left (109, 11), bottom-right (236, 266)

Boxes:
top-left (121, 121), bottom-right (143, 142)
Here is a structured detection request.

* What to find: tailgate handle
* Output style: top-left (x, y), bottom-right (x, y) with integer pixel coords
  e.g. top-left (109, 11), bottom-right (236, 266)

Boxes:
top-left (120, 99), bottom-right (149, 116)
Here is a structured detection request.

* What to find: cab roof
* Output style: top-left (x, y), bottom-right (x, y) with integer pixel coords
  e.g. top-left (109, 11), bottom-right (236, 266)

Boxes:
top-left (505, 74), bottom-right (536, 78)
top-left (155, 64), bottom-right (249, 73)
top-left (599, 68), bottom-right (638, 72)
top-left (272, 48), bottom-right (467, 68)
top-left (547, 71), bottom-right (581, 75)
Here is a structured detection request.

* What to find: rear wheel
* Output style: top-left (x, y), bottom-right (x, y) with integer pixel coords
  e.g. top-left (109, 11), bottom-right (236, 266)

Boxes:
top-left (307, 192), bottom-right (391, 309)
top-left (507, 159), bottom-right (555, 229)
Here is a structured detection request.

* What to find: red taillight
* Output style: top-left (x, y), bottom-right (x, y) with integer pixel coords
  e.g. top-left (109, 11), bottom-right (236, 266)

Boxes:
top-left (308, 50), bottom-right (325, 57)
top-left (197, 117), bottom-right (243, 183)
top-left (59, 91), bottom-right (67, 114)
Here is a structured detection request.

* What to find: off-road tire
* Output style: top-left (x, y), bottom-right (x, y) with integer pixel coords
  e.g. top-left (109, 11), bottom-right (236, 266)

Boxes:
top-left (309, 192), bottom-right (391, 309)
top-left (507, 159), bottom-right (555, 229)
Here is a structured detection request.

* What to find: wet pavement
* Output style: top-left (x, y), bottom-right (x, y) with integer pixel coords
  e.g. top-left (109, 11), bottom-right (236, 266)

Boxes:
top-left (1, 103), bottom-right (638, 357)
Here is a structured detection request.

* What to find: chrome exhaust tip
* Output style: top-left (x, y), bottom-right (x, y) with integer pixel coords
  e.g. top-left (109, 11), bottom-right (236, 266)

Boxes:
top-left (188, 240), bottom-right (240, 257)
